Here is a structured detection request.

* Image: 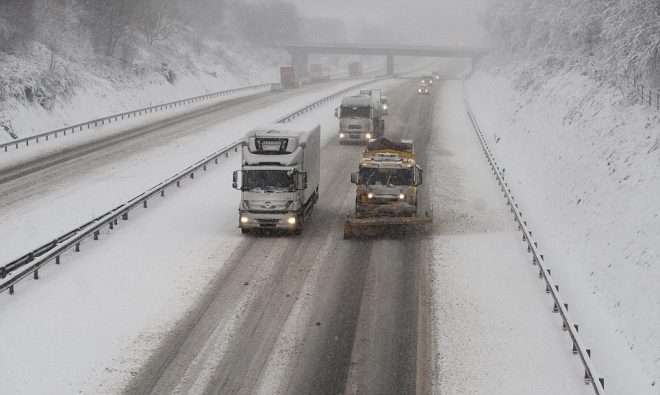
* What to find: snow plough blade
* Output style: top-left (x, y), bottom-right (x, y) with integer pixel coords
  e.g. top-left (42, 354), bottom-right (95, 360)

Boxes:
top-left (343, 215), bottom-right (432, 239)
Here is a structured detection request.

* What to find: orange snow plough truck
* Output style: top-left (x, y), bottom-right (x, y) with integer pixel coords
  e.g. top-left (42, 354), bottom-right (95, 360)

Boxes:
top-left (344, 138), bottom-right (432, 238)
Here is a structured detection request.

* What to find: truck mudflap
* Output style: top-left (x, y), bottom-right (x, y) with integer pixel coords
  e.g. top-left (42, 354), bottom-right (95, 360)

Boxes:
top-left (343, 208), bottom-right (433, 239)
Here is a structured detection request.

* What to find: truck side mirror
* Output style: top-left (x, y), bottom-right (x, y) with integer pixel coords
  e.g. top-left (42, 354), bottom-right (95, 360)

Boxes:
top-left (350, 172), bottom-right (358, 184)
top-left (417, 168), bottom-right (423, 186)
top-left (298, 172), bottom-right (308, 190)
top-left (334, 107), bottom-right (340, 118)
top-left (232, 171), bottom-right (239, 189)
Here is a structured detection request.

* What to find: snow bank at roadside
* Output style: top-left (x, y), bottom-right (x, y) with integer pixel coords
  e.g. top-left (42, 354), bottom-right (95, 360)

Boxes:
top-left (466, 58), bottom-right (660, 393)
top-left (0, 32), bottom-right (285, 143)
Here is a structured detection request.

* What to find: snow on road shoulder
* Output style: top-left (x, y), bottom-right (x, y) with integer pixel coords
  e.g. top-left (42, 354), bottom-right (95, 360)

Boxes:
top-left (428, 80), bottom-right (590, 394)
top-left (466, 65), bottom-right (659, 393)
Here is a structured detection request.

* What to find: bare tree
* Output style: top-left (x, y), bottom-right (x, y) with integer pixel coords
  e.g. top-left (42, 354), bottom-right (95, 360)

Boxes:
top-left (135, 0), bottom-right (181, 46)
top-left (482, 0), bottom-right (659, 86)
top-left (80, 0), bottom-right (136, 56)
top-left (0, 0), bottom-right (37, 47)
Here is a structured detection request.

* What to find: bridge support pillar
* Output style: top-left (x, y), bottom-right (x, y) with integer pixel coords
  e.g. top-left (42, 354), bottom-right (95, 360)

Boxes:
top-left (291, 51), bottom-right (309, 77)
top-left (386, 54), bottom-right (394, 75)
top-left (465, 56), bottom-right (483, 78)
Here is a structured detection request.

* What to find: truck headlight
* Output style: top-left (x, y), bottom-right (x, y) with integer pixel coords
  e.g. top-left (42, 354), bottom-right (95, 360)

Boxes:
top-left (365, 133), bottom-right (372, 139)
top-left (383, 104), bottom-right (388, 110)
top-left (418, 89), bottom-right (422, 93)
top-left (399, 194), bottom-right (405, 200)
top-left (287, 217), bottom-right (296, 225)
top-left (339, 133), bottom-right (345, 138)
top-left (367, 193), bottom-right (374, 199)
top-left (240, 216), bottom-right (249, 223)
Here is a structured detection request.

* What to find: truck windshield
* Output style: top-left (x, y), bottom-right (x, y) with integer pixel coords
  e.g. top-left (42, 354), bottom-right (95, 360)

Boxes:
top-left (359, 168), bottom-right (413, 186)
top-left (243, 170), bottom-right (296, 191)
top-left (341, 106), bottom-right (370, 118)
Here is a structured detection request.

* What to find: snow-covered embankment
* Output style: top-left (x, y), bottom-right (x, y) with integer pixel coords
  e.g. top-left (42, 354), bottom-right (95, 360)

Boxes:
top-left (466, 60), bottom-right (660, 394)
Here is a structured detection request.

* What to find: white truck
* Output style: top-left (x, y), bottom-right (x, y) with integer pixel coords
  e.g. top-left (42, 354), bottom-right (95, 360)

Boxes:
top-left (232, 123), bottom-right (321, 235)
top-left (335, 93), bottom-right (385, 144)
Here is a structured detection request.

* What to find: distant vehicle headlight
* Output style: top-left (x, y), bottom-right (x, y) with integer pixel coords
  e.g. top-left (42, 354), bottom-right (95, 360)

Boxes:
top-left (365, 133), bottom-right (372, 139)
top-left (287, 217), bottom-right (296, 225)
top-left (399, 194), bottom-right (405, 200)
top-left (240, 216), bottom-right (249, 223)
top-left (367, 193), bottom-right (374, 199)
top-left (382, 104), bottom-right (388, 110)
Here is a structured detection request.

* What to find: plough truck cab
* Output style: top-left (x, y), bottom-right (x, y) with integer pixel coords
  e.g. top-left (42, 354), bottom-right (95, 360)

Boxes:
top-left (344, 138), bottom-right (432, 239)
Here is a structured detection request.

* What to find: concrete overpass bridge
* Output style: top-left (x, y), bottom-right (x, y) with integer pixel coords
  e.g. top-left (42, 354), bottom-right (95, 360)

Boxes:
top-left (281, 42), bottom-right (490, 76)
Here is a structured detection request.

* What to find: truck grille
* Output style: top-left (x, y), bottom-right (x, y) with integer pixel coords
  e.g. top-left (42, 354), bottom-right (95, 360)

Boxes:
top-left (348, 125), bottom-right (362, 130)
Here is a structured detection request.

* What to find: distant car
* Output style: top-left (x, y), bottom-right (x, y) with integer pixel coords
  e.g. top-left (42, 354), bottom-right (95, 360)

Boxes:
top-left (432, 71), bottom-right (441, 80)
top-left (417, 84), bottom-right (430, 95)
top-left (421, 75), bottom-right (434, 86)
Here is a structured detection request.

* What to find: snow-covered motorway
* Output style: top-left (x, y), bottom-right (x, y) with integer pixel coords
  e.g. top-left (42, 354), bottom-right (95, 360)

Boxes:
top-left (1, 70), bottom-right (593, 394)
top-left (0, 79), bottom-right (375, 264)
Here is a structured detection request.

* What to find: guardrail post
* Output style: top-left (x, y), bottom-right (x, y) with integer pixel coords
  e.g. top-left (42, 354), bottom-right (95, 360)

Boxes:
top-left (75, 243), bottom-right (80, 252)
top-left (33, 269), bottom-right (39, 279)
top-left (109, 221), bottom-right (114, 230)
top-left (176, 181), bottom-right (180, 188)
top-left (190, 172), bottom-right (195, 179)
top-left (143, 200), bottom-right (148, 208)
top-left (122, 212), bottom-right (128, 220)
top-left (9, 285), bottom-right (14, 295)
top-left (56, 256), bottom-right (60, 264)
top-left (93, 231), bottom-right (99, 240)
top-left (161, 190), bottom-right (165, 197)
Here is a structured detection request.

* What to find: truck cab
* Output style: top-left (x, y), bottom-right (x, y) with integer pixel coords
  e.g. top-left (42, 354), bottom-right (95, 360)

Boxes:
top-left (350, 139), bottom-right (423, 218)
top-left (233, 123), bottom-right (320, 234)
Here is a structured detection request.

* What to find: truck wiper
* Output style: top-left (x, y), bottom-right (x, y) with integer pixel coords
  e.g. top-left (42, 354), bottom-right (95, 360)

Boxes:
top-left (386, 173), bottom-right (393, 187)
top-left (365, 171), bottom-right (376, 185)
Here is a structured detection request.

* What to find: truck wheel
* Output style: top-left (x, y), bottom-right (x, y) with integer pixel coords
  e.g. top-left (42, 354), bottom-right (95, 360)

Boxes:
top-left (241, 228), bottom-right (250, 234)
top-left (294, 227), bottom-right (303, 236)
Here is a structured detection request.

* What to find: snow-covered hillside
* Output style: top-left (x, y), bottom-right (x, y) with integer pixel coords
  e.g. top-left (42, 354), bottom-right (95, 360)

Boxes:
top-left (0, 22), bottom-right (286, 143)
top-left (467, 57), bottom-right (660, 393)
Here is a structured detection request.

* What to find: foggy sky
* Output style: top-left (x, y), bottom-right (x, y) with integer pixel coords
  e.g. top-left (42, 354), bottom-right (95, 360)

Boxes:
top-left (291, 0), bottom-right (491, 47)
